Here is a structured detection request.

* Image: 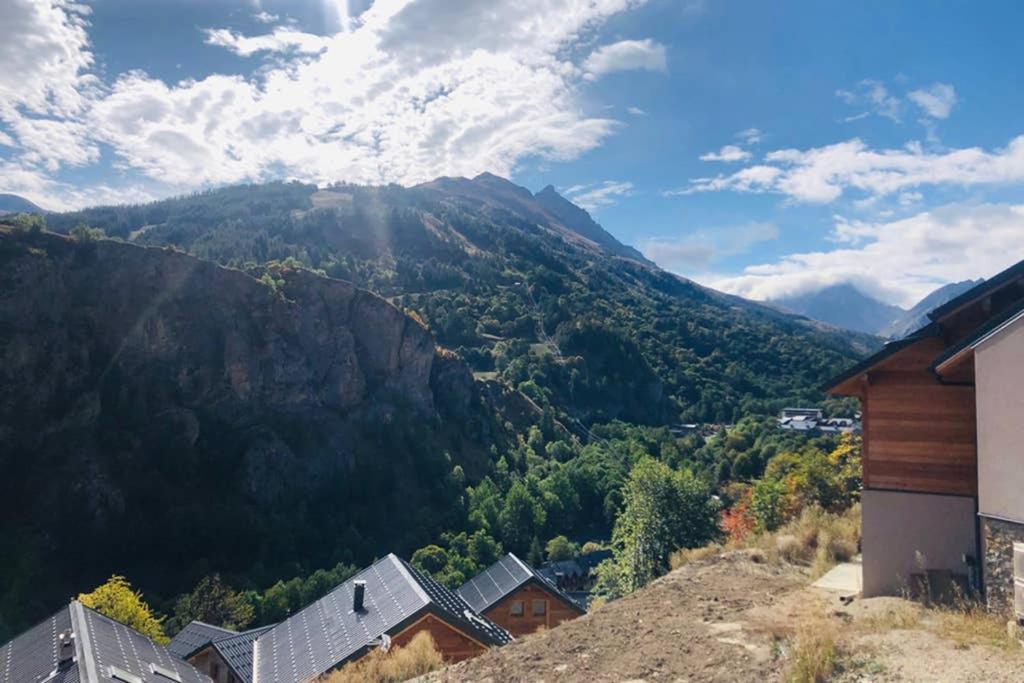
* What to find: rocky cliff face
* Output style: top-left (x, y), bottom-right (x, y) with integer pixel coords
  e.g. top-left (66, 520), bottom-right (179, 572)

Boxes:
top-left (0, 228), bottom-right (496, 627)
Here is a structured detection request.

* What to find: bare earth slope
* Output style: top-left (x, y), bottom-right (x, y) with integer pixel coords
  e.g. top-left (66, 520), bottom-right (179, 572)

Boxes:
top-left (426, 552), bottom-right (802, 682)
top-left (425, 552), bottom-right (1024, 682)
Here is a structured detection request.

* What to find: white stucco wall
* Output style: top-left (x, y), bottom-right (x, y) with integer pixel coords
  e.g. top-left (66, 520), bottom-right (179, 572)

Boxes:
top-left (861, 489), bottom-right (977, 596)
top-left (975, 314), bottom-right (1024, 523)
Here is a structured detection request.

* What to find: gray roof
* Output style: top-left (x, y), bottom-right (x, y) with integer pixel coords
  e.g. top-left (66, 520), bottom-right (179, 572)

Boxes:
top-left (167, 622), bottom-right (236, 660)
top-left (210, 626), bottom-right (273, 683)
top-left (253, 554), bottom-right (510, 683)
top-left (0, 601), bottom-right (212, 683)
top-left (457, 553), bottom-right (585, 615)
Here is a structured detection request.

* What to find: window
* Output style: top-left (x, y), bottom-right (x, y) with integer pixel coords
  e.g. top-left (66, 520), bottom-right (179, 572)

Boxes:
top-left (108, 667), bottom-right (143, 683)
top-left (149, 663), bottom-right (183, 682)
top-left (509, 600), bottom-right (524, 616)
top-left (532, 599), bottom-right (547, 616)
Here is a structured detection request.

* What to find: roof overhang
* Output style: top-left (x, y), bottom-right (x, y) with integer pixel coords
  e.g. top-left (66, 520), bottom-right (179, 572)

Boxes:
top-left (822, 322), bottom-right (940, 396)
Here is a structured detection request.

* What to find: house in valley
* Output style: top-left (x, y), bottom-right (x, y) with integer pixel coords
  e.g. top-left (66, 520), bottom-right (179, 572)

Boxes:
top-left (826, 260), bottom-right (1024, 616)
top-left (169, 622), bottom-right (273, 683)
top-left (251, 554), bottom-right (511, 682)
top-left (457, 553), bottom-right (585, 637)
top-left (0, 600), bottom-right (212, 683)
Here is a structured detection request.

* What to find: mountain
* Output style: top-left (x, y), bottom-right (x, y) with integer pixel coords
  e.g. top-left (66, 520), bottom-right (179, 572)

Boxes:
top-left (772, 284), bottom-right (905, 335)
top-left (879, 279), bottom-right (982, 339)
top-left (533, 183), bottom-right (652, 264)
top-left (46, 176), bottom-right (878, 427)
top-left (0, 226), bottom-right (516, 640)
top-left (0, 175), bottom-right (880, 640)
top-left (0, 193), bottom-right (43, 214)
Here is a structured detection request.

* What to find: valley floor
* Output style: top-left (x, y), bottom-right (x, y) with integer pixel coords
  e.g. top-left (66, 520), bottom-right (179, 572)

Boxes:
top-left (420, 551), bottom-right (1024, 682)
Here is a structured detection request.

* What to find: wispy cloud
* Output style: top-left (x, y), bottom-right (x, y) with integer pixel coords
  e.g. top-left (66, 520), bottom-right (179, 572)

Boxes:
top-left (626, 106), bottom-right (647, 116)
top-left (836, 79), bottom-right (903, 122)
top-left (710, 203), bottom-right (1024, 306)
top-left (736, 128), bottom-right (763, 144)
top-left (583, 38), bottom-right (667, 80)
top-left (563, 180), bottom-right (634, 211)
top-left (640, 222), bottom-right (779, 270)
top-left (675, 135), bottom-right (1024, 203)
top-left (699, 144), bottom-right (751, 162)
top-left (908, 83), bottom-right (957, 119)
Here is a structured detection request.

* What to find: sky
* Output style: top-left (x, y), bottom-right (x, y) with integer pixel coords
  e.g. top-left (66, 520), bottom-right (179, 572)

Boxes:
top-left (3, 0), bottom-right (1024, 307)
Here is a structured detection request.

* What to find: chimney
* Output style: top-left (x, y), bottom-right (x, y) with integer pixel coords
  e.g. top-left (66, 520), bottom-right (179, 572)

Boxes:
top-left (57, 629), bottom-right (75, 668)
top-left (353, 580), bottom-right (366, 612)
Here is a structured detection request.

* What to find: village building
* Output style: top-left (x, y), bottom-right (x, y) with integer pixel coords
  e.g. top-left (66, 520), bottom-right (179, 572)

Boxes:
top-left (826, 259), bottom-right (1024, 616)
top-left (0, 600), bottom-right (212, 683)
top-left (250, 553), bottom-right (511, 682)
top-left (457, 553), bottom-right (585, 637)
top-left (169, 623), bottom-right (273, 683)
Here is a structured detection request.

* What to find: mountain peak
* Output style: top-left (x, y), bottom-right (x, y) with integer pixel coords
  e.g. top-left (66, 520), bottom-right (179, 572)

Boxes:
top-left (772, 283), bottom-right (905, 335)
top-left (0, 194), bottom-right (44, 214)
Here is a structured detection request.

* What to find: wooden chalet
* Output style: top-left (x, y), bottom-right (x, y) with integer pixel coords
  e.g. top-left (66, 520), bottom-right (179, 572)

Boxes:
top-left (457, 553), bottom-right (585, 637)
top-left (826, 258), bottom-right (1024, 613)
top-left (247, 554), bottom-right (510, 683)
top-left (169, 622), bottom-right (273, 683)
top-left (0, 600), bottom-right (212, 683)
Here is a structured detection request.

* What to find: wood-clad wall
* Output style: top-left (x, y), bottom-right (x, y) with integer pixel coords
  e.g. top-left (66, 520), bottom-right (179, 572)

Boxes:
top-left (863, 337), bottom-right (977, 496)
top-left (482, 581), bottom-right (582, 637)
top-left (390, 613), bottom-right (487, 663)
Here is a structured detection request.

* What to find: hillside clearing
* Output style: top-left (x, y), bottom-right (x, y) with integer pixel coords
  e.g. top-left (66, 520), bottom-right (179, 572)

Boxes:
top-left (421, 551), bottom-right (1024, 682)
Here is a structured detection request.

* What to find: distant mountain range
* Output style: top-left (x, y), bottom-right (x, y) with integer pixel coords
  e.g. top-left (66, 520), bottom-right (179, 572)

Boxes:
top-left (772, 280), bottom-right (982, 337)
top-left (0, 194), bottom-right (43, 214)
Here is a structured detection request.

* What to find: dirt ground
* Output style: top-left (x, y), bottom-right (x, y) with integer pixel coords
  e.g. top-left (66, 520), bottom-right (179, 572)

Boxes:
top-left (420, 551), bottom-right (1024, 682)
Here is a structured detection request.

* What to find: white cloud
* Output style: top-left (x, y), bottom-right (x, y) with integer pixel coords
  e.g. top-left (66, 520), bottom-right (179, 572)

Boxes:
top-left (836, 79), bottom-right (902, 122)
top-left (563, 180), bottom-right (634, 211)
top-left (908, 82), bottom-right (957, 119)
top-left (253, 11), bottom-right (280, 24)
top-left (202, 28), bottom-right (331, 56)
top-left (641, 222), bottom-right (779, 270)
top-left (678, 134), bottom-right (1024, 203)
top-left (699, 144), bottom-right (751, 162)
top-left (710, 203), bottom-right (1024, 306)
top-left (583, 38), bottom-right (667, 80)
top-left (736, 128), bottom-right (762, 144)
top-left (0, 0), bottom-right (650, 207)
top-left (0, 0), bottom-right (97, 119)
top-left (626, 106), bottom-right (647, 116)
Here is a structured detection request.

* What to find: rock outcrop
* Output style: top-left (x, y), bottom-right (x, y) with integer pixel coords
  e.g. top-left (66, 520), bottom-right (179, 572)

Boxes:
top-left (0, 228), bottom-right (491, 626)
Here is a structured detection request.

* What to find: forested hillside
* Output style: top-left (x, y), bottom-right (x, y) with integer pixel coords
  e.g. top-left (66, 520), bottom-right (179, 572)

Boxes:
top-left (0, 176), bottom-right (876, 643)
top-left (50, 175), bottom-right (876, 428)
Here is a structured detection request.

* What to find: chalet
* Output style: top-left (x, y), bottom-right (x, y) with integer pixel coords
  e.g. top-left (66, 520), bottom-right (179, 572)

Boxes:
top-left (826, 259), bottom-right (1024, 615)
top-left (250, 554), bottom-right (511, 682)
top-left (0, 600), bottom-right (212, 683)
top-left (169, 623), bottom-right (273, 683)
top-left (457, 553), bottom-right (585, 637)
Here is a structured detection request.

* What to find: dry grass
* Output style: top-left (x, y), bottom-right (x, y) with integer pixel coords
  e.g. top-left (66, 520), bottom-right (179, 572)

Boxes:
top-left (669, 542), bottom-right (723, 569)
top-left (745, 505), bottom-right (861, 577)
top-left (937, 603), bottom-right (1018, 651)
top-left (785, 618), bottom-right (839, 683)
top-left (323, 631), bottom-right (444, 683)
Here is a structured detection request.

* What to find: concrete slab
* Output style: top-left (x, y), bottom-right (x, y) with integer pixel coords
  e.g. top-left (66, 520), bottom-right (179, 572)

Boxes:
top-left (812, 555), bottom-right (862, 594)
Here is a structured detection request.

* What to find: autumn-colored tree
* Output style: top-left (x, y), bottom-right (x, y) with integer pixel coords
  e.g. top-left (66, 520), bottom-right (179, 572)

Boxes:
top-left (720, 490), bottom-right (756, 542)
top-left (78, 576), bottom-right (167, 644)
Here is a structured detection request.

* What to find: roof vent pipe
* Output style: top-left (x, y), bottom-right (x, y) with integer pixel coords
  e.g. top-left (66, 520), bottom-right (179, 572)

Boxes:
top-left (353, 580), bottom-right (366, 612)
top-left (57, 629), bottom-right (75, 668)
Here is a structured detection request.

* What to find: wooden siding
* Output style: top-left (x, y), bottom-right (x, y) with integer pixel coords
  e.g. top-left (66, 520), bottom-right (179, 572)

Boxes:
top-left (862, 337), bottom-right (977, 496)
top-left (481, 581), bottom-right (582, 637)
top-left (390, 613), bottom-right (487, 663)
top-left (188, 647), bottom-right (240, 683)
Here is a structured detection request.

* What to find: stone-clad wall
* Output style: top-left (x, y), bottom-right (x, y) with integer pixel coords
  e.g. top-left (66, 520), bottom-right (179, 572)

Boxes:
top-left (982, 516), bottom-right (1024, 617)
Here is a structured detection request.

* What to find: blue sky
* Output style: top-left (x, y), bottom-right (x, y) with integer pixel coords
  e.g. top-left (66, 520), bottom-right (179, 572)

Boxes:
top-left (3, 1), bottom-right (1024, 306)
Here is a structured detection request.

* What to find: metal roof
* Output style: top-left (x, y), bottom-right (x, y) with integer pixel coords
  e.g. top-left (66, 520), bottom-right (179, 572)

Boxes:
top-left (210, 626), bottom-right (273, 683)
top-left (253, 554), bottom-right (510, 683)
top-left (457, 553), bottom-right (585, 615)
top-left (927, 257), bottom-right (1024, 322)
top-left (167, 622), bottom-right (237, 660)
top-left (0, 602), bottom-right (212, 683)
